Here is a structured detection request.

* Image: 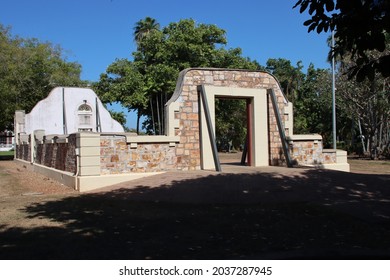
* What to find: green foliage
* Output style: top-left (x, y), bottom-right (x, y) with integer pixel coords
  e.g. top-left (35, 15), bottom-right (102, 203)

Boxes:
top-left (335, 50), bottom-right (390, 158)
top-left (270, 49), bottom-right (390, 157)
top-left (294, 0), bottom-right (390, 81)
top-left (269, 61), bottom-right (351, 149)
top-left (0, 24), bottom-right (85, 131)
top-left (95, 59), bottom-right (147, 110)
top-left (108, 110), bottom-right (127, 126)
top-left (215, 99), bottom-right (247, 151)
top-left (293, 64), bottom-right (334, 146)
top-left (133, 17), bottom-right (160, 44)
top-left (266, 58), bottom-right (304, 103)
top-left (0, 151), bottom-right (14, 156)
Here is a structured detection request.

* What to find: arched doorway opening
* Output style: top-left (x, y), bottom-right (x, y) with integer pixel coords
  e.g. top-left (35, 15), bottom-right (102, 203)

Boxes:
top-left (198, 85), bottom-right (269, 170)
top-left (215, 97), bottom-right (253, 166)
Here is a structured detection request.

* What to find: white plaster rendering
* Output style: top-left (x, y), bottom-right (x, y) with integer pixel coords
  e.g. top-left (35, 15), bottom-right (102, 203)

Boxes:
top-left (16, 87), bottom-right (124, 136)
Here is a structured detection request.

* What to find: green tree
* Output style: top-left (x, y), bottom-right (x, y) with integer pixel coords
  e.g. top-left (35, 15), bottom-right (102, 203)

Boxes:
top-left (294, 0), bottom-right (390, 81)
top-left (335, 51), bottom-right (390, 158)
top-left (294, 64), bottom-right (334, 146)
top-left (0, 24), bottom-right (85, 131)
top-left (93, 59), bottom-right (147, 134)
top-left (265, 58), bottom-right (304, 103)
top-left (133, 16), bottom-right (160, 45)
top-left (108, 110), bottom-right (127, 126)
top-left (215, 99), bottom-right (247, 151)
top-left (268, 60), bottom-right (351, 148)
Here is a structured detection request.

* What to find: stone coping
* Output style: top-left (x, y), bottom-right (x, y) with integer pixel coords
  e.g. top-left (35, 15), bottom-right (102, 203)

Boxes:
top-left (323, 149), bottom-right (348, 156)
top-left (19, 134), bottom-right (29, 144)
top-left (44, 134), bottom-right (69, 144)
top-left (287, 134), bottom-right (322, 141)
top-left (323, 149), bottom-right (337, 153)
top-left (124, 135), bottom-right (179, 143)
top-left (18, 131), bottom-right (181, 145)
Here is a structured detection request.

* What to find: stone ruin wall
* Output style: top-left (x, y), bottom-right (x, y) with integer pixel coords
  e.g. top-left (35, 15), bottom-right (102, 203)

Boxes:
top-left (15, 68), bottom-right (336, 176)
top-left (16, 142), bottom-right (30, 162)
top-left (290, 139), bottom-right (323, 165)
top-left (171, 69), bottom-right (288, 170)
top-left (100, 135), bottom-right (177, 174)
top-left (16, 134), bottom-right (77, 173)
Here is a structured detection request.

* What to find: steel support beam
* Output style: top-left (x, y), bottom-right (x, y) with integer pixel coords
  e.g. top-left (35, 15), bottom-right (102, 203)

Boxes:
top-left (197, 85), bottom-right (222, 172)
top-left (268, 88), bottom-right (293, 168)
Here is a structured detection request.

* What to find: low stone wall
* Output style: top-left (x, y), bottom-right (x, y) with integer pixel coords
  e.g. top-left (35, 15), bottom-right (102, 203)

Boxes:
top-left (322, 150), bottom-right (338, 164)
top-left (35, 135), bottom-right (76, 173)
top-left (287, 135), bottom-right (324, 166)
top-left (287, 136), bottom-right (342, 167)
top-left (15, 132), bottom-right (76, 174)
top-left (100, 135), bottom-right (178, 174)
top-left (16, 143), bottom-right (30, 162)
top-left (15, 132), bottom-right (181, 177)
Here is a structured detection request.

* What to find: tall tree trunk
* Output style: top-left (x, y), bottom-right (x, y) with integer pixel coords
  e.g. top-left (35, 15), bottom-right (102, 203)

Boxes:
top-left (156, 94), bottom-right (161, 135)
top-left (358, 118), bottom-right (366, 153)
top-left (136, 109), bottom-right (140, 135)
top-left (161, 92), bottom-right (165, 135)
top-left (150, 97), bottom-right (156, 135)
top-left (379, 121), bottom-right (383, 154)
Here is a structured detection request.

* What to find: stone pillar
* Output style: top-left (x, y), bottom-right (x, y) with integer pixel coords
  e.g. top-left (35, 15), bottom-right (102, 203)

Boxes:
top-left (14, 110), bottom-right (25, 145)
top-left (76, 132), bottom-right (100, 176)
top-left (284, 102), bottom-right (293, 136)
top-left (34, 130), bottom-right (45, 142)
top-left (252, 90), bottom-right (269, 166)
top-left (165, 102), bottom-right (180, 137)
top-left (33, 130), bottom-right (45, 163)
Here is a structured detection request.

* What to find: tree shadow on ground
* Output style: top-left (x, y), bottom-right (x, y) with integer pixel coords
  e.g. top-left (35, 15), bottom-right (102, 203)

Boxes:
top-left (1, 168), bottom-right (390, 260)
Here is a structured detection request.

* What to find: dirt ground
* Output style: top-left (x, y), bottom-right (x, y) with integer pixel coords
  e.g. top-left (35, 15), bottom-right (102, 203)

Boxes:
top-left (0, 156), bottom-right (389, 259)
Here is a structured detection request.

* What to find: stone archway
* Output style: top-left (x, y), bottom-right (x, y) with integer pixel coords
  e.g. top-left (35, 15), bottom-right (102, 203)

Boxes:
top-left (165, 68), bottom-right (293, 171)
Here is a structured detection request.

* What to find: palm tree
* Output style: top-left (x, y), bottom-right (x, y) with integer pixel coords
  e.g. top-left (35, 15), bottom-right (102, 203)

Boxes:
top-left (133, 17), bottom-right (161, 134)
top-left (133, 17), bottom-right (160, 45)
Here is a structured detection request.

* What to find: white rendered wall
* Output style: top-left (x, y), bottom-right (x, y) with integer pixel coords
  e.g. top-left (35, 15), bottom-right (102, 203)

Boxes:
top-left (24, 87), bottom-right (124, 135)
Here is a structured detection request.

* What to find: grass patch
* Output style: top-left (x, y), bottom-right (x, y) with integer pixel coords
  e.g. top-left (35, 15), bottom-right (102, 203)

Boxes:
top-left (0, 151), bottom-right (14, 156)
top-left (0, 151), bottom-right (14, 160)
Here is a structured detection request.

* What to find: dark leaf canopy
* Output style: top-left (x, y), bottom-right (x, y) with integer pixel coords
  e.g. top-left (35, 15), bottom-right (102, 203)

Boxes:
top-left (294, 0), bottom-right (390, 81)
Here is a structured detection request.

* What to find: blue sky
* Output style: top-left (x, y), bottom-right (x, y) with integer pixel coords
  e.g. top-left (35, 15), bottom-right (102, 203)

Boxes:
top-left (1, 0), bottom-right (331, 129)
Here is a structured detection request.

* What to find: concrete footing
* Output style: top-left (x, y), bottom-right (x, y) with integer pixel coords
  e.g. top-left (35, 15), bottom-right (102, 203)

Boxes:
top-left (14, 159), bottom-right (164, 192)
